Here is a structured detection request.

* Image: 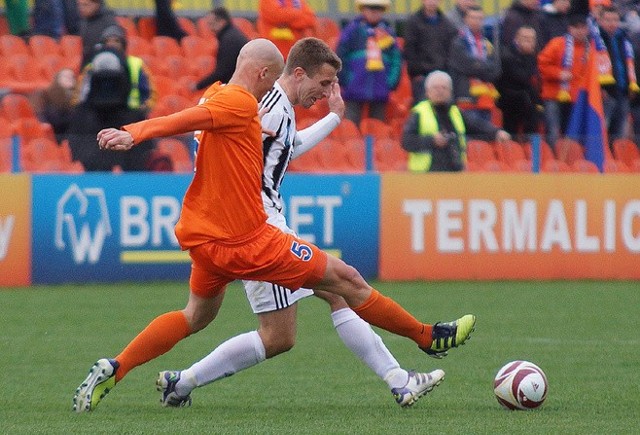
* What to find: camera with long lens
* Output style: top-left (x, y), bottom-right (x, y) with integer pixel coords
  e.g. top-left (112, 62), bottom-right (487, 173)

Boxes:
top-left (443, 132), bottom-right (463, 171)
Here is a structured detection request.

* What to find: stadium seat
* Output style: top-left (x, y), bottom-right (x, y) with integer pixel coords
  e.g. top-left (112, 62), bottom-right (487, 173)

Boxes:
top-left (372, 136), bottom-right (407, 171)
top-left (153, 75), bottom-right (182, 99)
top-left (196, 16), bottom-right (215, 39)
top-left (59, 35), bottom-right (82, 58)
top-left (232, 17), bottom-right (258, 39)
top-left (360, 117), bottom-right (394, 140)
top-left (181, 35), bottom-right (217, 59)
top-left (0, 116), bottom-right (14, 138)
top-left (495, 140), bottom-right (529, 169)
top-left (0, 34), bottom-right (29, 56)
top-left (137, 16), bottom-right (157, 41)
top-left (523, 139), bottom-right (556, 165)
top-left (466, 139), bottom-right (496, 167)
top-left (156, 137), bottom-right (194, 172)
top-left (603, 159), bottom-right (630, 173)
top-left (0, 93), bottom-right (37, 121)
top-left (127, 36), bottom-right (154, 57)
top-left (555, 137), bottom-right (585, 166)
top-left (20, 137), bottom-right (63, 172)
top-left (319, 138), bottom-right (365, 172)
top-left (38, 54), bottom-right (65, 81)
top-left (329, 118), bottom-right (362, 142)
top-left (29, 35), bottom-right (61, 58)
top-left (0, 16), bottom-right (9, 36)
top-left (571, 159), bottom-right (600, 173)
top-left (612, 138), bottom-right (640, 169)
top-left (178, 17), bottom-right (198, 36)
top-left (541, 159), bottom-right (570, 172)
top-left (288, 145), bottom-right (325, 173)
top-left (0, 137), bottom-right (12, 172)
top-left (13, 118), bottom-right (56, 144)
top-left (191, 55), bottom-right (214, 78)
top-left (149, 94), bottom-right (194, 118)
top-left (511, 159), bottom-right (532, 172)
top-left (631, 159), bottom-right (640, 173)
top-left (116, 16), bottom-right (139, 38)
top-left (161, 55), bottom-right (190, 78)
top-left (314, 17), bottom-right (340, 42)
top-left (6, 54), bottom-right (50, 93)
top-left (151, 35), bottom-right (183, 57)
top-left (481, 159), bottom-right (511, 172)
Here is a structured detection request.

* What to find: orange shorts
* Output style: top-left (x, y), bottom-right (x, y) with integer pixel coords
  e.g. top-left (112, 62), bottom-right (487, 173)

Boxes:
top-left (188, 223), bottom-right (328, 299)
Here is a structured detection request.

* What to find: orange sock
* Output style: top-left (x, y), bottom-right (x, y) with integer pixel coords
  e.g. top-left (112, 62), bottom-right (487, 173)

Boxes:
top-left (114, 310), bottom-right (191, 382)
top-left (352, 289), bottom-right (433, 349)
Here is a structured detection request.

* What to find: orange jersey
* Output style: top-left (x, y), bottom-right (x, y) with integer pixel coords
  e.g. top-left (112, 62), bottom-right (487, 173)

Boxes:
top-left (124, 83), bottom-right (268, 248)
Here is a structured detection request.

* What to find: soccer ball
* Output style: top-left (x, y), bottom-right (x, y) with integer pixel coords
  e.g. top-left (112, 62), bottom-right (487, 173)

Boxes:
top-left (493, 360), bottom-right (548, 410)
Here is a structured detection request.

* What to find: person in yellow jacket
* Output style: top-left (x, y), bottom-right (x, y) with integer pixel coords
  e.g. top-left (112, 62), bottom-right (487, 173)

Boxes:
top-left (401, 70), bottom-right (510, 172)
top-left (76, 25), bottom-right (157, 112)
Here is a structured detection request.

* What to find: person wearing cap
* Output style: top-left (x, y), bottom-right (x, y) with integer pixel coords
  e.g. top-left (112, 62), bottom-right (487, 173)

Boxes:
top-left (336, 0), bottom-right (402, 126)
top-left (67, 48), bottom-right (155, 172)
top-left (538, 11), bottom-right (592, 148)
top-left (77, 25), bottom-right (156, 112)
top-left (77, 0), bottom-right (118, 67)
top-left (194, 7), bottom-right (249, 91)
top-left (403, 0), bottom-right (459, 104)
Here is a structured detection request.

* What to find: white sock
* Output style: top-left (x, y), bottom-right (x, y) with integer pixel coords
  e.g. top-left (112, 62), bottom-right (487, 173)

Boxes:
top-left (176, 331), bottom-right (266, 397)
top-left (331, 308), bottom-right (408, 389)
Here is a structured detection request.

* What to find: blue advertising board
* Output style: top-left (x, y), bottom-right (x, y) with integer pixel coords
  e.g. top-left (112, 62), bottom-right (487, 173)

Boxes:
top-left (31, 173), bottom-right (379, 284)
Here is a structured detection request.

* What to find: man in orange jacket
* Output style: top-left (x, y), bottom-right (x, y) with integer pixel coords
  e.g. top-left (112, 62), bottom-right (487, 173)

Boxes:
top-left (257, 0), bottom-right (317, 58)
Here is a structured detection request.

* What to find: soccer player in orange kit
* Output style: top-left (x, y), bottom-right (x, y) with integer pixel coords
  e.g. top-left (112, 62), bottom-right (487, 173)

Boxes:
top-left (73, 38), bottom-right (476, 412)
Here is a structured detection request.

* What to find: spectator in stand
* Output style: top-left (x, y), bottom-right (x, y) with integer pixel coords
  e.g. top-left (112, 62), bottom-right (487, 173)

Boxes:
top-left (538, 11), bottom-right (591, 148)
top-left (77, 25), bottom-right (156, 113)
top-left (500, 0), bottom-right (544, 49)
top-left (446, 0), bottom-right (479, 31)
top-left (401, 70), bottom-right (511, 172)
top-left (34, 68), bottom-right (77, 143)
top-left (154, 0), bottom-right (187, 42)
top-left (5, 0), bottom-right (30, 36)
top-left (32, 0), bottom-right (65, 39)
top-left (627, 23), bottom-right (640, 147)
top-left (598, 5), bottom-right (639, 143)
top-left (539, 0), bottom-right (571, 49)
top-left (496, 26), bottom-right (543, 141)
top-left (62, 0), bottom-right (81, 35)
top-left (68, 49), bottom-right (154, 171)
top-left (448, 5), bottom-right (502, 122)
top-left (257, 0), bottom-right (317, 58)
top-left (194, 7), bottom-right (249, 91)
top-left (403, 0), bottom-right (459, 104)
top-left (77, 0), bottom-right (118, 67)
top-left (336, 0), bottom-right (402, 125)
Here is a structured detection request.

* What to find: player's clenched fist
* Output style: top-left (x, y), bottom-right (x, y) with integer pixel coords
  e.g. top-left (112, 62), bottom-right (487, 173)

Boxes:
top-left (97, 128), bottom-right (135, 151)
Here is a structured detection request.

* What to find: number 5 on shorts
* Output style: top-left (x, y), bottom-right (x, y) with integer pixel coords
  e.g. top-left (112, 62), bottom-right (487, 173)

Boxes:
top-left (291, 241), bottom-right (313, 261)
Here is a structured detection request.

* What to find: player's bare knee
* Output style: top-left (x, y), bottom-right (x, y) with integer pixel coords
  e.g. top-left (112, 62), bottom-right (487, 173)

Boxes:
top-left (315, 290), bottom-right (349, 311)
top-left (262, 333), bottom-right (296, 358)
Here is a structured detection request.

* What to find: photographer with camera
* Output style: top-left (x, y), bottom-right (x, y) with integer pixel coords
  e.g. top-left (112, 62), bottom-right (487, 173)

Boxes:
top-left (402, 70), bottom-right (510, 172)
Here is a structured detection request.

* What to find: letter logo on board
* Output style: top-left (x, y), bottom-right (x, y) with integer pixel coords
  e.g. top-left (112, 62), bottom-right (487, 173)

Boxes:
top-left (55, 184), bottom-right (112, 264)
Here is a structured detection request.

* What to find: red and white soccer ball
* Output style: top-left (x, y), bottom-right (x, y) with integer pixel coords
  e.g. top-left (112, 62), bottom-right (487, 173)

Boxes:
top-left (493, 360), bottom-right (548, 410)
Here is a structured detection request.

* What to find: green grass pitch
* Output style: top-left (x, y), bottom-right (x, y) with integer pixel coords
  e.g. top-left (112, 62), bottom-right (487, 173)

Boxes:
top-left (0, 280), bottom-right (638, 434)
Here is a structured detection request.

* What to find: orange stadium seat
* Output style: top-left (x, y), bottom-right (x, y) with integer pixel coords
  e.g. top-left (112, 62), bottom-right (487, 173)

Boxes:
top-left (541, 159), bottom-right (570, 172)
top-left (0, 116), bottom-right (14, 138)
top-left (329, 118), bottom-right (361, 142)
top-left (495, 140), bottom-right (529, 169)
top-left (38, 54), bottom-right (65, 81)
top-left (161, 55), bottom-right (190, 78)
top-left (0, 34), bottom-right (29, 56)
top-left (482, 159), bottom-right (511, 172)
top-left (571, 159), bottom-right (600, 173)
top-left (523, 139), bottom-right (556, 165)
top-left (0, 93), bottom-right (37, 121)
top-left (20, 138), bottom-right (63, 172)
top-left (466, 139), bottom-right (496, 167)
top-left (151, 35), bottom-right (183, 57)
top-left (603, 159), bottom-right (630, 173)
top-left (319, 138), bottom-right (365, 172)
top-left (178, 17), bottom-right (198, 36)
top-left (612, 138), bottom-right (640, 169)
top-left (127, 36), bottom-right (154, 57)
top-left (5, 54), bottom-right (49, 93)
top-left (181, 35), bottom-right (217, 59)
top-left (232, 17), bottom-right (258, 39)
top-left (138, 16), bottom-right (157, 41)
top-left (360, 117), bottom-right (394, 140)
top-left (0, 16), bottom-right (9, 36)
top-left (314, 17), bottom-right (340, 42)
top-left (196, 16), bottom-right (215, 40)
top-left (60, 35), bottom-right (82, 58)
top-left (156, 137), bottom-right (194, 172)
top-left (0, 137), bottom-right (12, 172)
top-left (29, 35), bottom-right (61, 58)
top-left (372, 136), bottom-right (407, 171)
top-left (13, 118), bottom-right (56, 144)
top-left (149, 94), bottom-right (194, 118)
top-left (555, 137), bottom-right (584, 166)
top-left (116, 16), bottom-right (139, 38)
top-left (191, 55), bottom-right (214, 78)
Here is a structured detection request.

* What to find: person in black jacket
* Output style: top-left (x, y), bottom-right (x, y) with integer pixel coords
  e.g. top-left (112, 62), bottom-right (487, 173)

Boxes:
top-left (539, 0), bottom-right (570, 50)
top-left (77, 0), bottom-right (118, 67)
top-left (496, 25), bottom-right (543, 141)
top-left (194, 7), bottom-right (249, 91)
top-left (500, 0), bottom-right (544, 49)
top-left (68, 48), bottom-right (154, 171)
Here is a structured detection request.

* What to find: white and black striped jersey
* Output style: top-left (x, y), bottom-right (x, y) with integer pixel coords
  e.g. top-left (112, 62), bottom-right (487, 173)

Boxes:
top-left (259, 82), bottom-right (298, 214)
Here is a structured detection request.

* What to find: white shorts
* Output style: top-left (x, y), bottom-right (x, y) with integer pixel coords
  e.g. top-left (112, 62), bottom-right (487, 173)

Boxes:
top-left (242, 209), bottom-right (314, 314)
